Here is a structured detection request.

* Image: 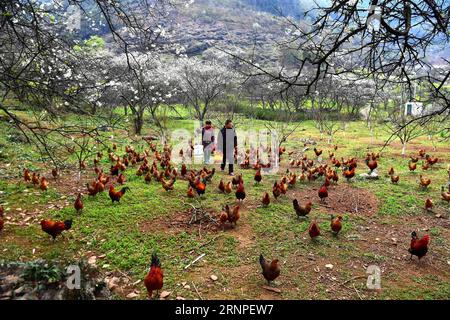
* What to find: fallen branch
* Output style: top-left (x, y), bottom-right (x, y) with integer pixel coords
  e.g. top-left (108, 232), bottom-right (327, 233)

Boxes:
top-left (339, 275), bottom-right (366, 287)
top-left (184, 253), bottom-right (206, 270)
top-left (192, 281), bottom-right (203, 300)
top-left (353, 283), bottom-right (363, 300)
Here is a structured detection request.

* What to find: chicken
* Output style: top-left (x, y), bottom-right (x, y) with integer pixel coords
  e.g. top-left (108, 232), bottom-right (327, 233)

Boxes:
top-left (418, 149), bottom-right (426, 157)
top-left (0, 205), bottom-right (4, 233)
top-left (391, 175), bottom-right (399, 184)
top-left (408, 231), bottom-right (430, 261)
top-left (224, 181), bottom-right (232, 194)
top-left (218, 179), bottom-right (225, 193)
top-left (218, 204), bottom-right (230, 223)
top-left (410, 155), bottom-right (419, 163)
top-left (408, 161), bottom-right (417, 171)
top-left (318, 184), bottom-right (328, 202)
top-left (117, 173), bottom-right (126, 185)
top-left (95, 180), bottom-right (105, 193)
top-left (232, 174), bottom-right (243, 188)
top-left (330, 215), bottom-right (343, 236)
top-left (308, 221), bottom-right (321, 239)
top-left (442, 186), bottom-right (450, 202)
top-left (144, 172), bottom-right (152, 184)
top-left (343, 168), bottom-right (355, 181)
top-left (314, 148), bottom-right (322, 157)
top-left (425, 198), bottom-right (433, 211)
top-left (235, 181), bottom-right (246, 202)
top-left (40, 177), bottom-right (49, 191)
top-left (293, 199), bottom-right (311, 218)
top-left (86, 181), bottom-right (98, 196)
top-left (41, 219), bottom-right (72, 241)
top-left (366, 159), bottom-right (378, 173)
top-left (24, 169), bottom-right (31, 182)
top-left (259, 254), bottom-right (280, 285)
top-left (272, 182), bottom-right (282, 200)
top-left (388, 167), bottom-right (394, 176)
top-left (262, 192), bottom-right (270, 206)
top-left (194, 177), bottom-right (206, 196)
top-left (288, 173), bottom-right (297, 187)
top-left (203, 168), bottom-right (215, 183)
top-left (161, 178), bottom-right (176, 192)
top-left (51, 168), bottom-right (59, 180)
top-left (181, 164), bottom-right (187, 176)
top-left (109, 185), bottom-right (131, 203)
top-left (280, 181), bottom-right (288, 195)
top-left (187, 187), bottom-right (195, 198)
top-left (144, 253), bottom-right (164, 299)
top-left (74, 193), bottom-right (83, 214)
top-left (254, 169), bottom-right (262, 184)
top-left (419, 175), bottom-right (431, 189)
top-left (32, 172), bottom-right (40, 186)
top-left (425, 155), bottom-right (438, 166)
top-left (227, 205), bottom-right (240, 226)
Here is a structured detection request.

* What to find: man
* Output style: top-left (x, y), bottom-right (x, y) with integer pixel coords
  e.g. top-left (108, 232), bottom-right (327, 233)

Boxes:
top-left (217, 119), bottom-right (237, 176)
top-left (202, 120), bottom-right (215, 164)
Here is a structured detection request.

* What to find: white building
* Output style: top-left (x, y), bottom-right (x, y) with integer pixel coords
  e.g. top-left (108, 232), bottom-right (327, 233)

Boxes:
top-left (404, 101), bottom-right (424, 117)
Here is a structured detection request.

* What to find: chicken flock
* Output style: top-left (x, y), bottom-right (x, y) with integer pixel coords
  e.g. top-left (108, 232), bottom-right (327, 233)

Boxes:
top-left (1, 140), bottom-right (449, 299)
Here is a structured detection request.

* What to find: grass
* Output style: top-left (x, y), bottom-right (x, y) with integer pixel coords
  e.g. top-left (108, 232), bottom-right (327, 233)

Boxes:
top-left (0, 112), bottom-right (449, 300)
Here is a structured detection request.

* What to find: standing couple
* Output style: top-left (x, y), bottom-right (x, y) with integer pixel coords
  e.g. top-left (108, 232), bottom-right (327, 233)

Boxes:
top-left (201, 119), bottom-right (237, 176)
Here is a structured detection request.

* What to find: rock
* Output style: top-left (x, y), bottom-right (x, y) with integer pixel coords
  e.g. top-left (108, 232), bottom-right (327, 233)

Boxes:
top-left (132, 279), bottom-right (142, 286)
top-left (88, 256), bottom-right (97, 266)
top-left (106, 277), bottom-right (120, 291)
top-left (181, 281), bottom-right (187, 286)
top-left (184, 285), bottom-right (191, 290)
top-left (435, 214), bottom-right (442, 218)
top-left (210, 275), bottom-right (218, 281)
top-left (126, 292), bottom-right (139, 299)
top-left (262, 286), bottom-right (281, 293)
top-left (14, 286), bottom-right (25, 295)
top-left (325, 264), bottom-right (334, 270)
top-left (4, 275), bottom-right (21, 285)
top-left (160, 291), bottom-right (171, 298)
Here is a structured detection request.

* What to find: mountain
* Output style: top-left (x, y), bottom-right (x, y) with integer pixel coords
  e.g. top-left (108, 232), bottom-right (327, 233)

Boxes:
top-left (169, 0), bottom-right (295, 62)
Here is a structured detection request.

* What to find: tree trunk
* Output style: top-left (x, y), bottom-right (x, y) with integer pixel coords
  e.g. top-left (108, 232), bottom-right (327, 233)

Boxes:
top-left (401, 142), bottom-right (407, 157)
top-left (134, 112), bottom-right (143, 135)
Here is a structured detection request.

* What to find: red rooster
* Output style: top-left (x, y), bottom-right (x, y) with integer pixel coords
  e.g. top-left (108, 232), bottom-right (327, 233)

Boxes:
top-left (408, 231), bottom-right (430, 261)
top-left (41, 219), bottom-right (72, 241)
top-left (318, 184), bottom-right (328, 203)
top-left (109, 185), bottom-right (131, 203)
top-left (330, 215), bottom-right (343, 236)
top-left (74, 193), bottom-right (83, 214)
top-left (144, 253), bottom-right (164, 299)
top-left (235, 181), bottom-right (246, 202)
top-left (309, 221), bottom-right (321, 239)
